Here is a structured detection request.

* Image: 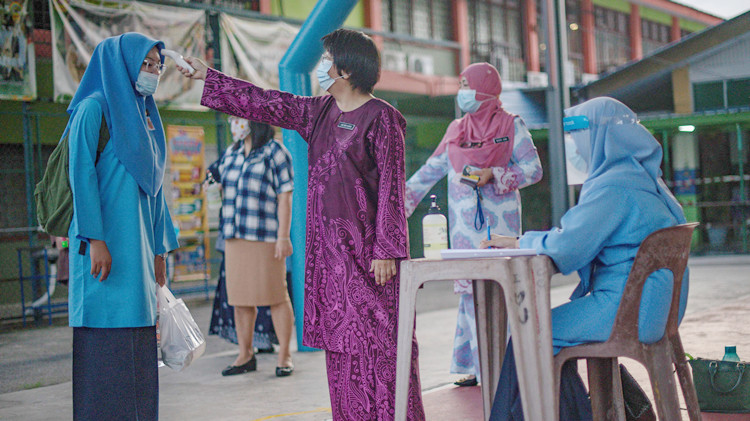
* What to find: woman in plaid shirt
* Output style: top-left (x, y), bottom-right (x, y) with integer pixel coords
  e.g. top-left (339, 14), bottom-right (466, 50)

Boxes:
top-left (214, 118), bottom-right (295, 377)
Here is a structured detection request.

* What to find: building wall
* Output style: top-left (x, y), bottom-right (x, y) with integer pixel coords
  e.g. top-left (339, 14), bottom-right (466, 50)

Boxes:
top-left (689, 35), bottom-right (750, 83)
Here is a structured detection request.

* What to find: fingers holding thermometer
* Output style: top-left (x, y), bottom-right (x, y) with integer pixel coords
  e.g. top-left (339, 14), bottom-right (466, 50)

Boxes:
top-left (161, 50), bottom-right (208, 81)
top-left (160, 49), bottom-right (194, 73)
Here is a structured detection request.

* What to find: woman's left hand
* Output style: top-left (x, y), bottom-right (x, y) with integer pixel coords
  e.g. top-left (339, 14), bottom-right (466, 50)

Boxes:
top-left (470, 168), bottom-right (494, 187)
top-left (480, 234), bottom-right (519, 250)
top-left (154, 255), bottom-right (167, 287)
top-left (275, 238), bottom-right (293, 259)
top-left (370, 259), bottom-right (397, 286)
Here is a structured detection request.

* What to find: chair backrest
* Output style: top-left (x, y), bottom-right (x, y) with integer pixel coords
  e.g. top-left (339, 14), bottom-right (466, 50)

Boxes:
top-left (609, 223), bottom-right (699, 343)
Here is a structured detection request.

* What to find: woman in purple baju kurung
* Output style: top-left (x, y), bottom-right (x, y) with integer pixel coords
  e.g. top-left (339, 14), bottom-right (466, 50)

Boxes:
top-left (179, 29), bottom-right (425, 420)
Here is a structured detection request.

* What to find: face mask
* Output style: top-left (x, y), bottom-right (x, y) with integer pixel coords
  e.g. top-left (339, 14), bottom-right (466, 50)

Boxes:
top-left (135, 71), bottom-right (159, 97)
top-left (230, 118), bottom-right (251, 142)
top-left (564, 132), bottom-right (590, 185)
top-left (316, 59), bottom-right (344, 91)
top-left (456, 89), bottom-right (488, 113)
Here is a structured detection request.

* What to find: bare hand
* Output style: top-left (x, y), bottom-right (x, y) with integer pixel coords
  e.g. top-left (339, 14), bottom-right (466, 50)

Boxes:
top-left (177, 57), bottom-right (208, 81)
top-left (369, 259), bottom-right (397, 286)
top-left (470, 168), bottom-right (494, 187)
top-left (154, 255), bottom-right (167, 287)
top-left (89, 239), bottom-right (112, 282)
top-left (274, 238), bottom-right (293, 259)
top-left (480, 234), bottom-right (519, 250)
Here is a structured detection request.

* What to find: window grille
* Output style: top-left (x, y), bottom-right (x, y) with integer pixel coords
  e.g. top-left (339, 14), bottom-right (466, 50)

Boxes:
top-left (467, 0), bottom-right (525, 82)
top-left (593, 6), bottom-right (630, 73)
top-left (381, 0), bottom-right (453, 41)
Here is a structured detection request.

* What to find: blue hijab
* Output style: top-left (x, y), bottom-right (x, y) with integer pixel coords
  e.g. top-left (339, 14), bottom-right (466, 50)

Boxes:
top-left (67, 33), bottom-right (166, 197)
top-left (565, 97), bottom-right (686, 224)
top-left (563, 97), bottom-right (686, 299)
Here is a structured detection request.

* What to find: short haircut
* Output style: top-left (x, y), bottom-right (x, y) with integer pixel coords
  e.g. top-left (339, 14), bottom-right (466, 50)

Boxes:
top-left (230, 120), bottom-right (275, 150)
top-left (322, 29), bottom-right (380, 94)
top-left (249, 121), bottom-right (275, 150)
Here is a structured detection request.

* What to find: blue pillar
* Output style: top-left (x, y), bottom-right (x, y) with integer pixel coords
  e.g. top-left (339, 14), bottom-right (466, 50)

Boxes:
top-left (279, 0), bottom-right (359, 351)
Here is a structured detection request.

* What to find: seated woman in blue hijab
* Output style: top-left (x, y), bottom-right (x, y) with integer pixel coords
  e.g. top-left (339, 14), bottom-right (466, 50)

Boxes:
top-left (67, 33), bottom-right (179, 420)
top-left (482, 97), bottom-right (688, 420)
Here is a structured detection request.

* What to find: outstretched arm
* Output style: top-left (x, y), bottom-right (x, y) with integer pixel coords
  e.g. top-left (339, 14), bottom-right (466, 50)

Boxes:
top-left (179, 57), bottom-right (321, 140)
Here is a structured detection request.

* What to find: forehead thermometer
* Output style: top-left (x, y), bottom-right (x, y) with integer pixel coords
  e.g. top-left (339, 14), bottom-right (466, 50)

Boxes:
top-left (161, 49), bottom-right (195, 74)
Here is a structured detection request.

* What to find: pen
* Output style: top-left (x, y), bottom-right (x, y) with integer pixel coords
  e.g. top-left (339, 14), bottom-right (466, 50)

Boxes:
top-left (487, 223), bottom-right (491, 241)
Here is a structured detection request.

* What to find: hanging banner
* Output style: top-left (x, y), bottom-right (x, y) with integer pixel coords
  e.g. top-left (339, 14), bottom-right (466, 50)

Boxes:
top-left (0, 0), bottom-right (36, 100)
top-left (220, 13), bottom-right (320, 93)
top-left (50, 0), bottom-right (205, 109)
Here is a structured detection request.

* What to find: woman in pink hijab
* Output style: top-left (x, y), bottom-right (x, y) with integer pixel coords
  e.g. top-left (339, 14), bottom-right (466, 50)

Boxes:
top-left (405, 62), bottom-right (543, 386)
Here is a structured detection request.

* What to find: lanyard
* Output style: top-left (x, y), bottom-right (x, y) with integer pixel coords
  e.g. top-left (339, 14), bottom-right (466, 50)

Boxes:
top-left (474, 186), bottom-right (485, 231)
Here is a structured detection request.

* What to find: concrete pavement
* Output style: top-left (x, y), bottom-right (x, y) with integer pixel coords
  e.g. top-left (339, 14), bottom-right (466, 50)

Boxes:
top-left (1, 255), bottom-right (749, 420)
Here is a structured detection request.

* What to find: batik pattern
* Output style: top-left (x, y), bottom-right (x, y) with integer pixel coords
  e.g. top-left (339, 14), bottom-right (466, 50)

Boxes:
top-left (202, 69), bottom-right (423, 420)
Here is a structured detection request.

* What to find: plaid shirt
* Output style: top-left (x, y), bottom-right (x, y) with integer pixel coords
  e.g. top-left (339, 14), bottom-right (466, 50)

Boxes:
top-left (218, 140), bottom-right (293, 242)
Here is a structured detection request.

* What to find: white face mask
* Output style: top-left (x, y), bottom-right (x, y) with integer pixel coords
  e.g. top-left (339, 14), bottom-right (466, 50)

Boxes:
top-left (135, 71), bottom-right (159, 97)
top-left (316, 59), bottom-right (344, 91)
top-left (230, 118), bottom-right (251, 142)
top-left (564, 132), bottom-right (590, 185)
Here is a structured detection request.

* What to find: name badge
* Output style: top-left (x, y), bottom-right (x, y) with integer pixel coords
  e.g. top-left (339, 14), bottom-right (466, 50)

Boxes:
top-left (493, 136), bottom-right (509, 144)
top-left (337, 122), bottom-right (356, 131)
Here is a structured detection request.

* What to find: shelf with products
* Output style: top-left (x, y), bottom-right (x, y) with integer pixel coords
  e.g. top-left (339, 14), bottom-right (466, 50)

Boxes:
top-left (165, 125), bottom-right (211, 298)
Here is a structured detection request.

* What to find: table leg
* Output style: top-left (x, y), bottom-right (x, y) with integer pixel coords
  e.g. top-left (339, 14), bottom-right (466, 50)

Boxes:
top-left (474, 279), bottom-right (507, 421)
top-left (395, 265), bottom-right (418, 421)
top-left (506, 257), bottom-right (556, 421)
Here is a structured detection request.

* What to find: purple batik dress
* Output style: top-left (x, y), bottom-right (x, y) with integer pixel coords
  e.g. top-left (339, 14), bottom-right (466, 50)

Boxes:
top-left (201, 69), bottom-right (425, 421)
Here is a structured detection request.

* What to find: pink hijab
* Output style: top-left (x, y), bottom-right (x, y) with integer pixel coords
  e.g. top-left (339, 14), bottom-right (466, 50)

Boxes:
top-left (432, 62), bottom-right (516, 173)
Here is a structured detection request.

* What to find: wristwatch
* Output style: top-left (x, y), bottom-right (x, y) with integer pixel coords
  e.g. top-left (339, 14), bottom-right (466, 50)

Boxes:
top-left (157, 252), bottom-right (168, 260)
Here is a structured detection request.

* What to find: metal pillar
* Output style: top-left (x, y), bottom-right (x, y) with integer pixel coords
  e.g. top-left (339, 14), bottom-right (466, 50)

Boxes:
top-left (662, 129), bottom-right (672, 182)
top-left (22, 102), bottom-right (35, 248)
top-left (737, 123), bottom-right (747, 252)
top-left (543, 0), bottom-right (571, 226)
top-left (278, 0), bottom-right (359, 351)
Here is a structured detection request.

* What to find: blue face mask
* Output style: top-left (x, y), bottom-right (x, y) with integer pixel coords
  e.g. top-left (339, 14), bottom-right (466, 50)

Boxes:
top-left (135, 71), bottom-right (159, 97)
top-left (456, 89), bottom-right (487, 113)
top-left (316, 59), bottom-right (344, 92)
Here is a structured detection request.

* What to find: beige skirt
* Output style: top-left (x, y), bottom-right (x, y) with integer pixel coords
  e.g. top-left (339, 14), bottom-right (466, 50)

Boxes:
top-left (224, 239), bottom-right (289, 307)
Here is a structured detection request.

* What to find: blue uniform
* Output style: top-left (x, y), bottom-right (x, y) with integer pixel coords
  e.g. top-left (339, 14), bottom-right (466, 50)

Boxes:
top-left (65, 32), bottom-right (178, 419)
top-left (522, 183), bottom-right (688, 350)
top-left (491, 97), bottom-right (688, 420)
top-left (68, 98), bottom-right (179, 327)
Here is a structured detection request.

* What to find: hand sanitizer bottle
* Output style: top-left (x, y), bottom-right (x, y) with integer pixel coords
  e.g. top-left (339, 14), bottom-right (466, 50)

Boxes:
top-left (422, 194), bottom-right (448, 259)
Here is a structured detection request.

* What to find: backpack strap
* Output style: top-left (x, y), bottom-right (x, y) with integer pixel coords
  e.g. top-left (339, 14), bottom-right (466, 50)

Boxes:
top-left (95, 115), bottom-right (109, 165)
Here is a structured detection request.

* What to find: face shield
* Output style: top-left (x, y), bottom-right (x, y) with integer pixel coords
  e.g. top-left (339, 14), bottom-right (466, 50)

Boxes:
top-left (562, 115), bottom-right (590, 185)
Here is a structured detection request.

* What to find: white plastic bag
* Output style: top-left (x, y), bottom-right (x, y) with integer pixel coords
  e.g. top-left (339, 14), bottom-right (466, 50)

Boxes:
top-left (157, 285), bottom-right (206, 371)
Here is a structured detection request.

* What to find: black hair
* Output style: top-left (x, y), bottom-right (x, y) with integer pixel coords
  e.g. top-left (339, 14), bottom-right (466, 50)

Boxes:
top-left (232, 120), bottom-right (275, 150)
top-left (321, 28), bottom-right (380, 94)
top-left (249, 121), bottom-right (274, 149)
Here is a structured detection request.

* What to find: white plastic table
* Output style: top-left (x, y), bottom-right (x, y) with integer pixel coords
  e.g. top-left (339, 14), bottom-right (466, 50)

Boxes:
top-left (395, 256), bottom-right (558, 421)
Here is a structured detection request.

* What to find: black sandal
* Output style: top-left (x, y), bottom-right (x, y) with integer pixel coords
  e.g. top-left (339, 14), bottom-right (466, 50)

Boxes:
top-left (275, 365), bottom-right (294, 377)
top-left (221, 355), bottom-right (257, 376)
top-left (454, 375), bottom-right (478, 387)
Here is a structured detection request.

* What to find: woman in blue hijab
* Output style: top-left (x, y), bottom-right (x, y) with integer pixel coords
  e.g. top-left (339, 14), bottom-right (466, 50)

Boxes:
top-left (67, 32), bottom-right (179, 420)
top-left (483, 97), bottom-right (688, 420)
